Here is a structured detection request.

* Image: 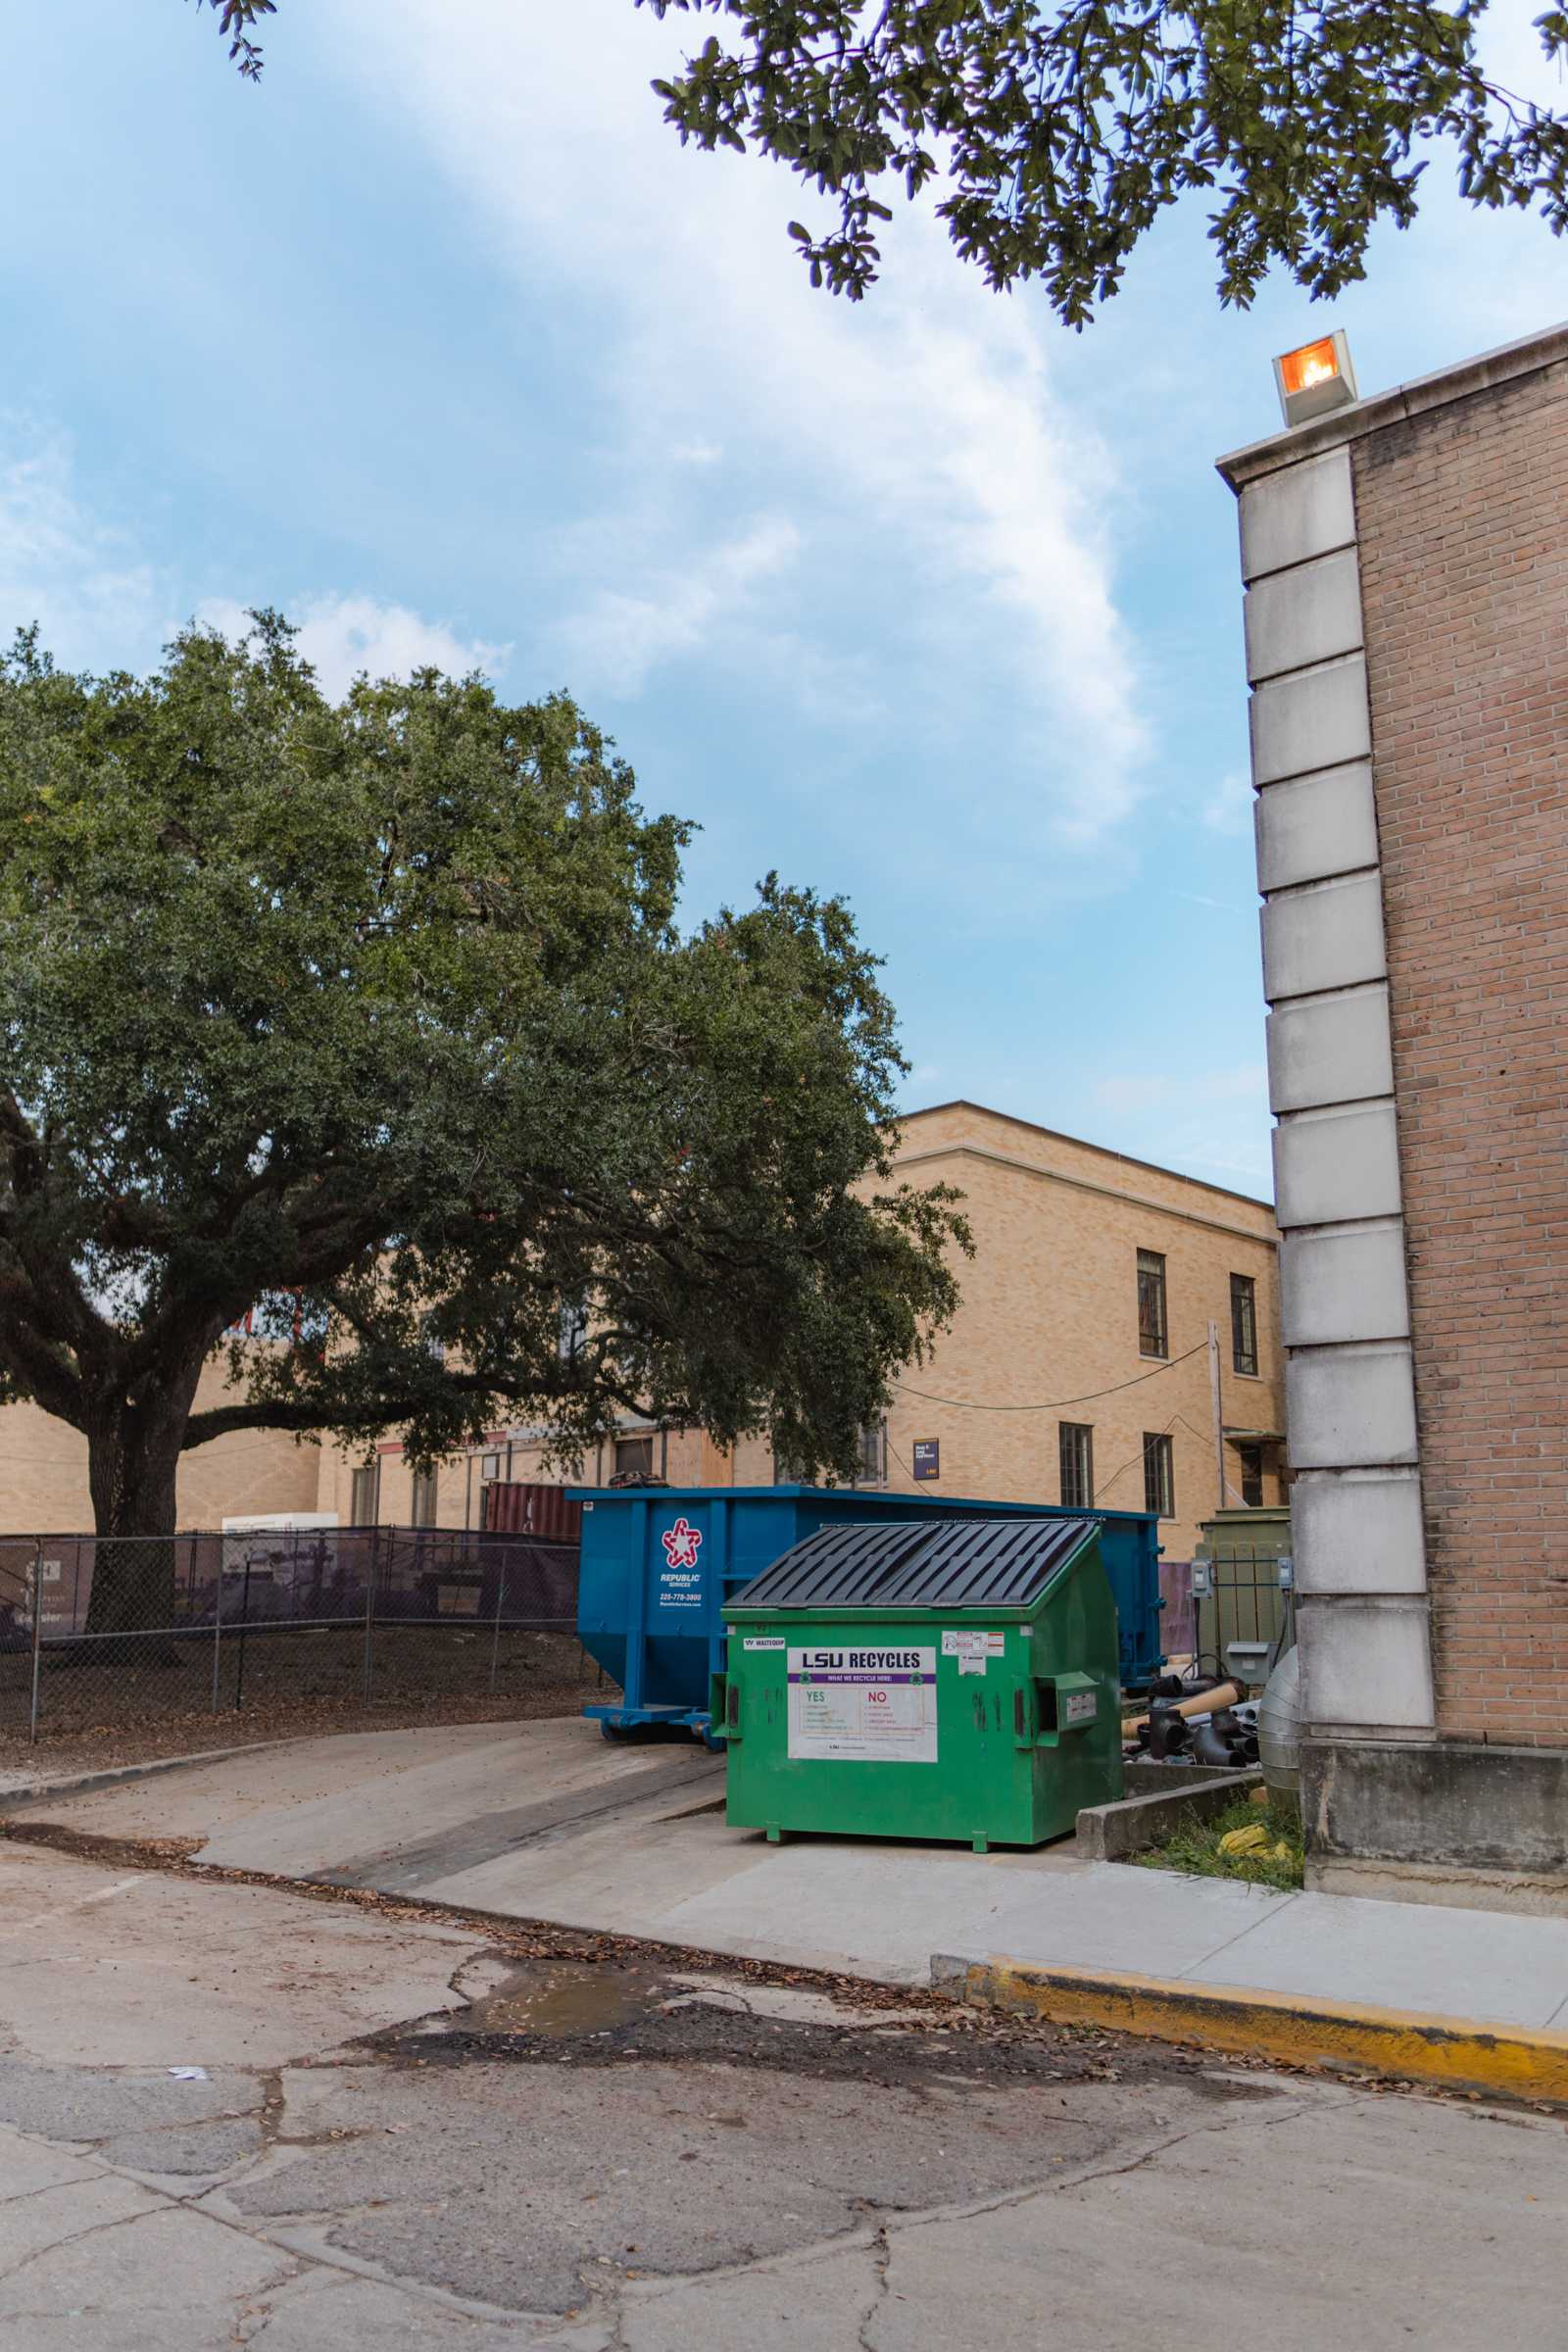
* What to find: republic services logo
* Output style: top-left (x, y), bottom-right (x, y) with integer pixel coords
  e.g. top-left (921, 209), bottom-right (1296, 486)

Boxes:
top-left (661, 1517), bottom-right (703, 1571)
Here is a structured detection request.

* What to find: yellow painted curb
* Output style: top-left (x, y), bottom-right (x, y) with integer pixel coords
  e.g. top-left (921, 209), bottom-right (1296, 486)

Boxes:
top-left (942, 1958), bottom-right (1568, 2102)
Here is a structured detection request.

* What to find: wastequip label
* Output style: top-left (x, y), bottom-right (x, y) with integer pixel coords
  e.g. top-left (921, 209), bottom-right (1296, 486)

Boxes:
top-left (786, 1647), bottom-right (937, 1764)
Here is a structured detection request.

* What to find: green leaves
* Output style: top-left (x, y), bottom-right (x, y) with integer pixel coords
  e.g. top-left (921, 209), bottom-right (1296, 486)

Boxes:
top-left (0, 618), bottom-right (966, 1520)
top-left (633, 0), bottom-right (1568, 318)
top-left (193, 0), bottom-right (275, 80)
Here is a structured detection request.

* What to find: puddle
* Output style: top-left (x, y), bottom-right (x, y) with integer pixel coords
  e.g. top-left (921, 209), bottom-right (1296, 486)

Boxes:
top-left (457, 1957), bottom-right (667, 2039)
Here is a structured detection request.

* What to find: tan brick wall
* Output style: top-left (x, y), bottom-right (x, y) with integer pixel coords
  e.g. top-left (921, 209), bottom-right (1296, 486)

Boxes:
top-left (0, 1357), bottom-right (321, 1535)
top-left (439, 1105), bottom-right (1284, 1567)
top-left (878, 1106), bottom-right (1282, 1561)
top-left (1353, 364), bottom-right (1568, 1745)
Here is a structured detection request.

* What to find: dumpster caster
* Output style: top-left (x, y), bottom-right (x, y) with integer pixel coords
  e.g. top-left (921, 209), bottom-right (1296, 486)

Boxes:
top-left (600, 1722), bottom-right (636, 1742)
top-left (700, 1728), bottom-right (726, 1754)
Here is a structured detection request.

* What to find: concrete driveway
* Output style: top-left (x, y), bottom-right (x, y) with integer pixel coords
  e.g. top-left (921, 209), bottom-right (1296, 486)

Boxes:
top-left (9, 1721), bottom-right (1568, 2342)
top-left (3, 1824), bottom-right (1568, 2349)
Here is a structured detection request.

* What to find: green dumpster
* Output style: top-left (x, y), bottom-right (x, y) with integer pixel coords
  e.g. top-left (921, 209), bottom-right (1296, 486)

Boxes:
top-left (717, 1516), bottom-right (1123, 1852)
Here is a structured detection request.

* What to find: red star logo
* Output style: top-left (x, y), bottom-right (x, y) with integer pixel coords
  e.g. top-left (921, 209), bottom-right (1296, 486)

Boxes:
top-left (661, 1516), bottom-right (702, 1570)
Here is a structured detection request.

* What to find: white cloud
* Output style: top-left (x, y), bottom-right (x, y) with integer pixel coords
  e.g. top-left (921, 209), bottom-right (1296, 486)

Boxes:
top-left (552, 518), bottom-right (799, 698)
top-left (324, 0), bottom-right (1148, 843)
top-left (0, 421), bottom-right (157, 667)
top-left (193, 593), bottom-right (509, 700)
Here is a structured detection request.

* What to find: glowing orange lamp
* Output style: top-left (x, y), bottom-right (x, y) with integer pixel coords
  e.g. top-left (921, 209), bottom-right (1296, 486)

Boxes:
top-left (1273, 329), bottom-right (1358, 426)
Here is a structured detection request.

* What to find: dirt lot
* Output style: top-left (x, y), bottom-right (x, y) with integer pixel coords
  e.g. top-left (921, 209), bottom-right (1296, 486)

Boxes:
top-left (0, 1631), bottom-right (608, 1781)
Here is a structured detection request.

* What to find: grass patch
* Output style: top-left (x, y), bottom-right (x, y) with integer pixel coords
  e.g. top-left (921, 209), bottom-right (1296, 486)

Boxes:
top-left (1132, 1793), bottom-right (1304, 1892)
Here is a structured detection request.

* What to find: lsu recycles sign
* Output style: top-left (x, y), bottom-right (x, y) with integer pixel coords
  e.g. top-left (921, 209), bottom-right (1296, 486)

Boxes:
top-left (786, 1646), bottom-right (938, 1763)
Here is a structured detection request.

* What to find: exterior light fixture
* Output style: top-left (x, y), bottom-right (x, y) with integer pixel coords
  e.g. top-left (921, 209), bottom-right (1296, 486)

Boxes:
top-left (1273, 330), bottom-right (1358, 428)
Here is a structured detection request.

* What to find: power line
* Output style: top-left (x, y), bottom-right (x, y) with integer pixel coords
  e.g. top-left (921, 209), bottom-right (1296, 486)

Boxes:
top-left (894, 1340), bottom-right (1208, 1415)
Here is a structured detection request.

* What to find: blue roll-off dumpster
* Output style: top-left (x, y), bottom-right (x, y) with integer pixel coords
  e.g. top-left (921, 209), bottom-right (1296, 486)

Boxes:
top-left (572, 1485), bottom-right (1163, 1738)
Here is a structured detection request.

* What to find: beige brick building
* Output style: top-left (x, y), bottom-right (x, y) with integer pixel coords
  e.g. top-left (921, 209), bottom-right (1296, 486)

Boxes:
top-left (0, 1361), bottom-right (321, 1537)
top-left (351, 1102), bottom-right (1284, 1563)
top-left (1220, 318), bottom-right (1568, 1898)
top-left (1, 1103), bottom-right (1284, 1563)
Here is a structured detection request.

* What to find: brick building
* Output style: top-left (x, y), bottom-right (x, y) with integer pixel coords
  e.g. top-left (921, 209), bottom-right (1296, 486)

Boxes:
top-left (1219, 320), bottom-right (1568, 1903)
top-left (347, 1102), bottom-right (1284, 1565)
top-left (0, 1360), bottom-right (321, 1539)
top-left (1, 1103), bottom-right (1284, 1573)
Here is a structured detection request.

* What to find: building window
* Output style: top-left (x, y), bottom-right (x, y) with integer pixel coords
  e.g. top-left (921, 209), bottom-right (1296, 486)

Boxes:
top-left (350, 1463), bottom-right (380, 1526)
top-left (1143, 1432), bottom-right (1175, 1519)
top-left (1137, 1249), bottom-right (1168, 1359)
top-left (1230, 1272), bottom-right (1258, 1377)
top-left (1236, 1443), bottom-right (1265, 1509)
top-left (854, 1421), bottom-right (886, 1486)
top-left (1058, 1422), bottom-right (1095, 1509)
top-left (613, 1434), bottom-right (655, 1481)
top-left (559, 1296), bottom-right (588, 1362)
top-left (411, 1468), bottom-right (439, 1527)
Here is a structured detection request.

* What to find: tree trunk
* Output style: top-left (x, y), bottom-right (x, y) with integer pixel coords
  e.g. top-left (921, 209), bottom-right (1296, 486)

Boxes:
top-left (83, 1408), bottom-right (186, 1639)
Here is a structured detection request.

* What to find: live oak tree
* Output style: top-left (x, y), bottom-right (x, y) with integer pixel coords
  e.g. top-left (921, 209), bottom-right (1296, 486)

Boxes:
top-left (194, 0), bottom-right (1568, 320)
top-left (0, 617), bottom-right (966, 1631)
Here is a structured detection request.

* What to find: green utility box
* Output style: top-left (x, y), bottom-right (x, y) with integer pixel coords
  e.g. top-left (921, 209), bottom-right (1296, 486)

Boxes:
top-left (717, 1516), bottom-right (1123, 1852)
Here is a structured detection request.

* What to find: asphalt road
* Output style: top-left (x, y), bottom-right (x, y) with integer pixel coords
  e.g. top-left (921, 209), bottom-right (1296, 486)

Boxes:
top-left (2, 1828), bottom-right (1566, 2349)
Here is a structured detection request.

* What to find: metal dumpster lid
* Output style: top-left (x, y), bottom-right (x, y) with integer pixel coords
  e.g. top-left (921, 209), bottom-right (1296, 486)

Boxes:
top-left (727, 1516), bottom-right (1099, 1613)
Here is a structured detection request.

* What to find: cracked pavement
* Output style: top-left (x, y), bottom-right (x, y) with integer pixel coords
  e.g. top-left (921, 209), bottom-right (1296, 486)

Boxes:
top-left (3, 1833), bottom-right (1568, 2347)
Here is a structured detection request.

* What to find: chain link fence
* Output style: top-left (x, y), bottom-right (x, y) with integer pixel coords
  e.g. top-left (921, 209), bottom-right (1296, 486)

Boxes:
top-left (0, 1525), bottom-right (587, 1741)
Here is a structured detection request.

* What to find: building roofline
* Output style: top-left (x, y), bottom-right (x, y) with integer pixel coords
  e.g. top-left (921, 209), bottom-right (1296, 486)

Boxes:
top-left (1215, 318), bottom-right (1568, 493)
top-left (895, 1099), bottom-right (1275, 1214)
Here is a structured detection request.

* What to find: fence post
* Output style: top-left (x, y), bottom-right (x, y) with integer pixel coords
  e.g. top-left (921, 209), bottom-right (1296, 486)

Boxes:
top-left (362, 1527), bottom-right (377, 1701)
top-left (211, 1534), bottom-right (224, 1714)
top-left (488, 1552), bottom-right (506, 1694)
top-left (28, 1543), bottom-right (43, 1745)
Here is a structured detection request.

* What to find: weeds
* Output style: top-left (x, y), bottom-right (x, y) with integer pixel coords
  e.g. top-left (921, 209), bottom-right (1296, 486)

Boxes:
top-left (1132, 1792), bottom-right (1304, 1892)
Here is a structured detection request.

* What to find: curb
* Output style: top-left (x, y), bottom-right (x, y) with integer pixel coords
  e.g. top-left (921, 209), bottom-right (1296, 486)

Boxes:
top-left (931, 1954), bottom-right (1568, 2103)
top-left (0, 1741), bottom-right (279, 1814)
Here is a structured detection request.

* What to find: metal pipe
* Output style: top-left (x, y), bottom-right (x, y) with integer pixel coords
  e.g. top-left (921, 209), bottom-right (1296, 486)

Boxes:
top-left (28, 1544), bottom-right (43, 1744)
top-left (362, 1526), bottom-right (377, 1700)
top-left (211, 1535), bottom-right (223, 1713)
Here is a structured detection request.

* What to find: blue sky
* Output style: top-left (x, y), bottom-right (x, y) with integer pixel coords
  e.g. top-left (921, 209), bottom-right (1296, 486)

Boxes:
top-left (3, 2), bottom-right (1560, 1196)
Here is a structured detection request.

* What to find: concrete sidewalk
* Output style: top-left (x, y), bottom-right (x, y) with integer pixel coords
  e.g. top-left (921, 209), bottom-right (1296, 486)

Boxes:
top-left (15, 1716), bottom-right (1568, 2088)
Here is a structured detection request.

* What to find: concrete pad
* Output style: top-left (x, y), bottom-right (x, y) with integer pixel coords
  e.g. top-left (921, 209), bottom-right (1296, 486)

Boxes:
top-left (0, 1844), bottom-right (484, 2069)
top-left (653, 1841), bottom-right (1082, 1982)
top-left (0, 2166), bottom-right (158, 2275)
top-left (1188, 1884), bottom-right (1568, 2028)
top-left (0, 2202), bottom-right (292, 2321)
top-left (621, 2243), bottom-right (881, 2352)
top-left (244, 2269), bottom-right (555, 2347)
top-left (974, 1860), bottom-right (1295, 1978)
top-left (868, 2089), bottom-right (1568, 2352)
top-left (0, 2129), bottom-right (101, 2201)
top-left (37, 1719), bottom-right (624, 1876)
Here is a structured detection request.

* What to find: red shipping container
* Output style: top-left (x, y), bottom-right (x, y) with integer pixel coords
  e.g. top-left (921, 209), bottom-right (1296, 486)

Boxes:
top-left (481, 1481), bottom-right (583, 1543)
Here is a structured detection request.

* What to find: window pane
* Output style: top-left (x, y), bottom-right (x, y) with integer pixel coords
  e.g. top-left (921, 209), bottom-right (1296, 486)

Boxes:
top-left (1143, 1433), bottom-right (1174, 1518)
top-left (411, 1469), bottom-right (438, 1527)
top-left (856, 1421), bottom-right (886, 1484)
top-left (1058, 1422), bottom-right (1094, 1509)
top-left (1137, 1249), bottom-right (1168, 1358)
top-left (1230, 1273), bottom-right (1258, 1377)
top-left (350, 1464), bottom-right (379, 1525)
top-left (1238, 1444), bottom-right (1264, 1508)
top-left (613, 1435), bottom-right (655, 1480)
